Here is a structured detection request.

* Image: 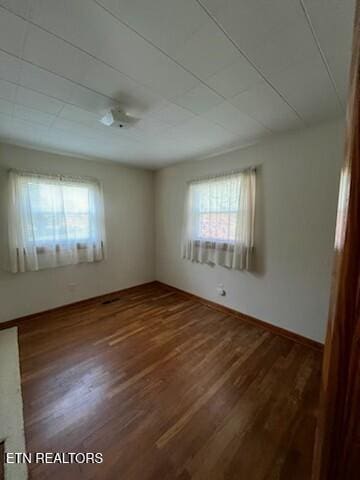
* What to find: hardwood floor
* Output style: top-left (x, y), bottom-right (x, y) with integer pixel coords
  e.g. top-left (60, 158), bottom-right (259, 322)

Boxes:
top-left (18, 283), bottom-right (322, 479)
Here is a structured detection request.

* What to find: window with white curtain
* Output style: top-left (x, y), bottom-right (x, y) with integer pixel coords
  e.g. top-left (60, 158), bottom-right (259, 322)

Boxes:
top-left (182, 168), bottom-right (256, 271)
top-left (8, 170), bottom-right (106, 273)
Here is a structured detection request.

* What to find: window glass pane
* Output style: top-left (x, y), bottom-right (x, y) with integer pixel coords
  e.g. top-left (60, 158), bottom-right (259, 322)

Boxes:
top-left (191, 178), bottom-right (240, 242)
top-left (199, 212), bottom-right (236, 241)
top-left (26, 181), bottom-right (92, 244)
top-left (63, 185), bottom-right (90, 241)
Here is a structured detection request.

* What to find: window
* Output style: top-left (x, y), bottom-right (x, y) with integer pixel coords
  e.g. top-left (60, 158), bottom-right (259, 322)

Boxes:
top-left (182, 168), bottom-right (256, 270)
top-left (334, 166), bottom-right (350, 251)
top-left (8, 170), bottom-right (106, 273)
top-left (190, 177), bottom-right (241, 243)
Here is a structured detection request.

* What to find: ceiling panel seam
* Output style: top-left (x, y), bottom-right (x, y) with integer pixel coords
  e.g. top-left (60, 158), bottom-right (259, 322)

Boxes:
top-left (0, 13), bottom-right (271, 135)
top-left (0, 3), bottom-right (296, 132)
top-left (92, 0), bottom-right (233, 100)
top-left (194, 0), bottom-right (306, 123)
top-left (92, 0), bottom-right (292, 131)
top-left (0, 45), bottom-right (118, 109)
top-left (0, 5), bottom-right (182, 108)
top-left (299, 0), bottom-right (344, 111)
top-left (0, 52), bottom-right (268, 142)
top-left (0, 77), bottom-right (106, 122)
top-left (0, 3), bottom-right (225, 107)
top-left (13, 0), bottom-right (33, 123)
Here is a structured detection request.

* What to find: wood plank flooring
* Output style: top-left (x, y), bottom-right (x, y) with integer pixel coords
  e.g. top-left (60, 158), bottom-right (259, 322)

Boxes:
top-left (18, 283), bottom-right (322, 479)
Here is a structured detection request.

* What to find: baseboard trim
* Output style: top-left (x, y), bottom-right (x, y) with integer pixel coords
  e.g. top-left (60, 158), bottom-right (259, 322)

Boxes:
top-left (1, 279), bottom-right (324, 352)
top-left (0, 281), bottom-right (158, 331)
top-left (155, 281), bottom-right (324, 352)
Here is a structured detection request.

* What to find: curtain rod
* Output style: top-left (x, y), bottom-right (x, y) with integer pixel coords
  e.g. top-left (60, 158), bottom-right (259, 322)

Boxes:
top-left (186, 165), bottom-right (257, 184)
top-left (8, 168), bottom-right (100, 185)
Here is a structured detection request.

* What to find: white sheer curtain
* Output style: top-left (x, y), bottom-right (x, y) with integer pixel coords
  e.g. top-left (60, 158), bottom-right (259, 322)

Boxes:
top-left (182, 168), bottom-right (256, 270)
top-left (8, 170), bottom-right (106, 273)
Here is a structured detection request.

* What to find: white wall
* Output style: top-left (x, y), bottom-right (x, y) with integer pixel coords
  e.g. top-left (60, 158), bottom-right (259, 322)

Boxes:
top-left (155, 119), bottom-right (344, 343)
top-left (0, 143), bottom-right (155, 323)
top-left (0, 119), bottom-right (344, 339)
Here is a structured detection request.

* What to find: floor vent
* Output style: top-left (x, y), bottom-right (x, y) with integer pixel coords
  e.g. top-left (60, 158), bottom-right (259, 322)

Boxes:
top-left (101, 298), bottom-right (120, 305)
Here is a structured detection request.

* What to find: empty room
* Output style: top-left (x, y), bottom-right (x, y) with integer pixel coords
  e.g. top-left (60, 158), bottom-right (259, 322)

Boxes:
top-left (0, 0), bottom-right (359, 479)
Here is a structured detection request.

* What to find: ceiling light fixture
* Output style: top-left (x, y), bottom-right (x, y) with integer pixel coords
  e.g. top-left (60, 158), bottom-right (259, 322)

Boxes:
top-left (100, 108), bottom-right (139, 128)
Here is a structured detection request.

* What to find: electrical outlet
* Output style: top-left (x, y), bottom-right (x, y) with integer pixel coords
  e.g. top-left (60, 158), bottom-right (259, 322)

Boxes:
top-left (217, 284), bottom-right (226, 296)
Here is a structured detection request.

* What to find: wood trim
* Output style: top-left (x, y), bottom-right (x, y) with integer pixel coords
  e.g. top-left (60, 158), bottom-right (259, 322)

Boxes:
top-left (1, 278), bottom-right (323, 351)
top-left (155, 281), bottom-right (324, 352)
top-left (312, 2), bottom-right (360, 479)
top-left (0, 441), bottom-right (4, 480)
top-left (0, 281), bottom-right (158, 331)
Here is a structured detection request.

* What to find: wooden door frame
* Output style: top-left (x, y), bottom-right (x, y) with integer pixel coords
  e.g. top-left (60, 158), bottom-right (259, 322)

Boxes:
top-left (312, 1), bottom-right (360, 478)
